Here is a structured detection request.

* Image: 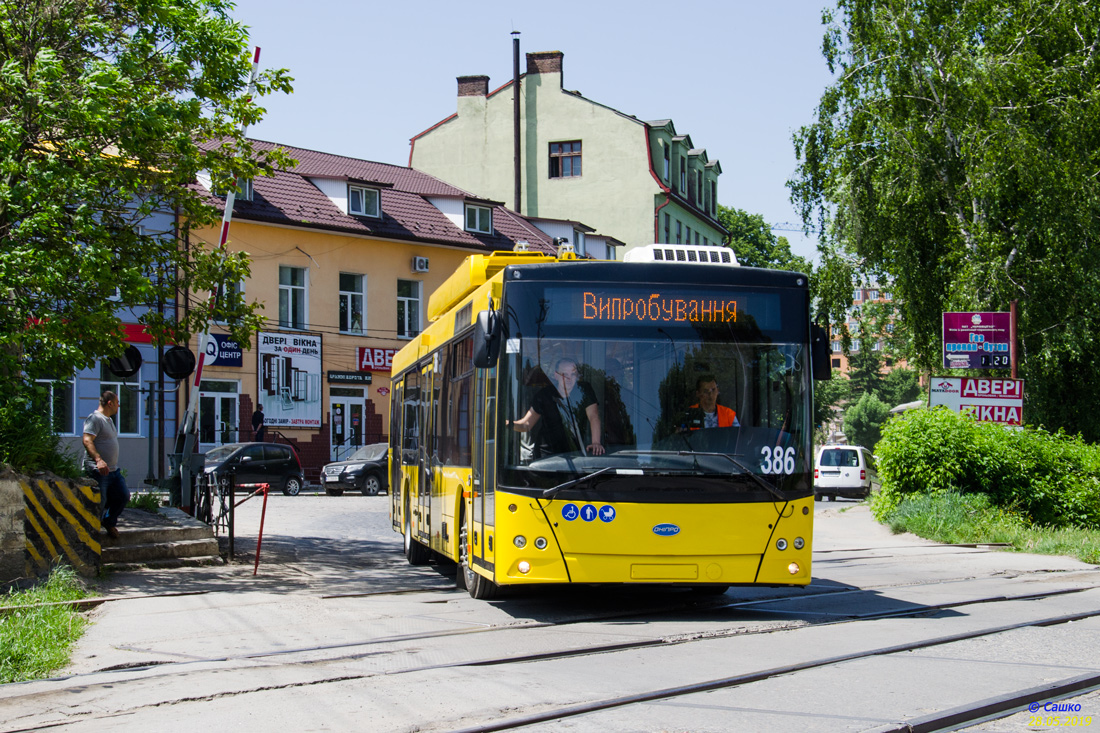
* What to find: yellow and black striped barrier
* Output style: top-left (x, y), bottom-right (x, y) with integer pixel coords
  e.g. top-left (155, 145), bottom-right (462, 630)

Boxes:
top-left (22, 476), bottom-right (101, 578)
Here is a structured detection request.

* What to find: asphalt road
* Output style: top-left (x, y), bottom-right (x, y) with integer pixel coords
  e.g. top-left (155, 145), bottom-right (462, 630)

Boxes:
top-left (1, 496), bottom-right (1098, 732)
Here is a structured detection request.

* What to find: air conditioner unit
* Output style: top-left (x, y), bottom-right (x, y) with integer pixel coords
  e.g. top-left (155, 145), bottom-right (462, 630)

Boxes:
top-left (412, 256), bottom-right (429, 273)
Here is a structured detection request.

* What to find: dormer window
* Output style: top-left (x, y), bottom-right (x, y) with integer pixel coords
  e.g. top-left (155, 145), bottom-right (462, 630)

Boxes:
top-left (236, 178), bottom-right (253, 202)
top-left (349, 185), bottom-right (380, 217)
top-left (465, 204), bottom-right (491, 233)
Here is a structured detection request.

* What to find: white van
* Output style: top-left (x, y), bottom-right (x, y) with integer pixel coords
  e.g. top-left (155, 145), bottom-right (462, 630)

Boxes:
top-left (814, 444), bottom-right (880, 501)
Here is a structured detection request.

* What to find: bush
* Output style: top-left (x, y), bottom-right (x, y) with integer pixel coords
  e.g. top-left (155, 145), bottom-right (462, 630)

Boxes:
top-left (870, 407), bottom-right (1100, 529)
top-left (0, 565), bottom-right (88, 682)
top-left (0, 396), bottom-right (81, 478)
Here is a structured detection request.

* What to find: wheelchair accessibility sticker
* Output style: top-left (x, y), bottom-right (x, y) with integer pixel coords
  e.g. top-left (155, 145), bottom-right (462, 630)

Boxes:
top-left (562, 504), bottom-right (616, 523)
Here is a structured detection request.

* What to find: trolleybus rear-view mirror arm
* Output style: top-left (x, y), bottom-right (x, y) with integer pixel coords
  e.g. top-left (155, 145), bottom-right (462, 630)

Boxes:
top-left (810, 324), bottom-right (832, 380)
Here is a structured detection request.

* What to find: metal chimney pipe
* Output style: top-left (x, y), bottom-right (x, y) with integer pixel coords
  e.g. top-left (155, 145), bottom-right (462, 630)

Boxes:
top-left (512, 30), bottom-right (521, 213)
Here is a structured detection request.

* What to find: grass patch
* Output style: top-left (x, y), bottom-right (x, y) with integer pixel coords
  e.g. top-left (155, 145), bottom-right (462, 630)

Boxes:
top-left (885, 491), bottom-right (1100, 565)
top-left (0, 566), bottom-right (89, 683)
top-left (130, 491), bottom-right (163, 513)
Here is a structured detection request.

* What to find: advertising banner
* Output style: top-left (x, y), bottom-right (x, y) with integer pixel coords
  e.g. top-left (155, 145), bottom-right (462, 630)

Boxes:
top-left (358, 347), bottom-right (397, 372)
top-left (942, 312), bottom-right (1012, 369)
top-left (258, 332), bottom-right (322, 428)
top-left (928, 377), bottom-right (1024, 426)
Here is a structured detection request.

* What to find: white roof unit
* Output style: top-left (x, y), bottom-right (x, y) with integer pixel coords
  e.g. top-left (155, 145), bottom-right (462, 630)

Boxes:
top-left (623, 244), bottom-right (738, 266)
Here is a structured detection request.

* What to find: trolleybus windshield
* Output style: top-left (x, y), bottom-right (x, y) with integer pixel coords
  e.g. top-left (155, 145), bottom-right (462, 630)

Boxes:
top-left (497, 282), bottom-right (812, 500)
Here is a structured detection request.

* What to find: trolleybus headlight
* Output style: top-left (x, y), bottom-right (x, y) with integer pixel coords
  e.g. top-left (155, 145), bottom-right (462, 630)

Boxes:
top-left (776, 538), bottom-right (788, 551)
top-left (793, 537), bottom-right (805, 550)
top-left (518, 561), bottom-right (531, 574)
top-left (513, 535), bottom-right (527, 549)
top-left (788, 562), bottom-right (800, 575)
top-left (534, 537), bottom-right (548, 550)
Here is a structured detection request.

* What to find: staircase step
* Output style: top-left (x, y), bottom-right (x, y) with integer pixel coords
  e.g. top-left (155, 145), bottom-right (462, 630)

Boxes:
top-left (101, 537), bottom-right (221, 565)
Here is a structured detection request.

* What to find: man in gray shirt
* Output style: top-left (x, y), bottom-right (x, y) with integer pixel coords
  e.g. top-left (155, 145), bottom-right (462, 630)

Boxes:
top-left (82, 391), bottom-right (130, 538)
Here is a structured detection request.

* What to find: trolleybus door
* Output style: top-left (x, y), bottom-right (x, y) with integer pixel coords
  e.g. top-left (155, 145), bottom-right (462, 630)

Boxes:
top-left (468, 364), bottom-right (495, 572)
top-left (415, 362), bottom-right (433, 545)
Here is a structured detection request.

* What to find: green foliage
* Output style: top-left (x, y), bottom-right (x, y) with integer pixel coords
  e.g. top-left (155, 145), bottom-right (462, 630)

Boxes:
top-left (791, 0), bottom-right (1100, 442)
top-left (813, 373), bottom-right (850, 431)
top-left (879, 367), bottom-right (920, 409)
top-left (0, 0), bottom-right (295, 386)
top-left (870, 407), bottom-right (1100, 530)
top-left (717, 205), bottom-right (814, 275)
top-left (130, 492), bottom-right (164, 513)
top-left (0, 565), bottom-right (88, 683)
top-left (0, 392), bottom-right (80, 478)
top-left (884, 491), bottom-right (1100, 565)
top-left (842, 391), bottom-right (890, 448)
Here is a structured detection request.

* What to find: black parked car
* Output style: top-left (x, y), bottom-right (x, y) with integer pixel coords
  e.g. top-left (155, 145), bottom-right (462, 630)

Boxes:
top-left (321, 443), bottom-right (389, 496)
top-left (203, 442), bottom-right (305, 496)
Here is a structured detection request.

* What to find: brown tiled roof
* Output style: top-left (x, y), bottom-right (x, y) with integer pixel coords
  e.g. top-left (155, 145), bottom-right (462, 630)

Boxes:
top-left (199, 139), bottom-right (555, 253)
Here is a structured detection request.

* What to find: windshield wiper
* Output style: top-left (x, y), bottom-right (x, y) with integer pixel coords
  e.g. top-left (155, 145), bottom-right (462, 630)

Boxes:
top-left (614, 450), bottom-right (785, 501)
top-left (542, 466), bottom-right (615, 499)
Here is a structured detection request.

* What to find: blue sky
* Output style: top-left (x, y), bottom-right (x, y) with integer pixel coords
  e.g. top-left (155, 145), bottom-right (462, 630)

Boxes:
top-left (228, 0), bottom-right (836, 261)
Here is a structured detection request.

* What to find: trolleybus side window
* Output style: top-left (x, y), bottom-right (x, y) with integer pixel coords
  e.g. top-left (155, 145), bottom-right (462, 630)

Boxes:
top-left (441, 336), bottom-right (474, 467)
top-left (429, 348), bottom-right (449, 466)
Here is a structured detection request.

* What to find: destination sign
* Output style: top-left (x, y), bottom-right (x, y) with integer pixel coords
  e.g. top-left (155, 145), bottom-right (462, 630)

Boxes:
top-left (543, 287), bottom-right (781, 330)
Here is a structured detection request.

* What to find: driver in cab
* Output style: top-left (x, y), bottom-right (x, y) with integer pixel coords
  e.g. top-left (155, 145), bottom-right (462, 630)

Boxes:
top-left (683, 374), bottom-right (740, 431)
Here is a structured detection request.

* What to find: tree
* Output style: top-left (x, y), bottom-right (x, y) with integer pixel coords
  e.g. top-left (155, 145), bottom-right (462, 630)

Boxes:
top-left (791, 0), bottom-right (1100, 442)
top-left (843, 391), bottom-right (891, 449)
top-left (717, 205), bottom-right (814, 274)
top-left (0, 0), bottom-right (293, 390)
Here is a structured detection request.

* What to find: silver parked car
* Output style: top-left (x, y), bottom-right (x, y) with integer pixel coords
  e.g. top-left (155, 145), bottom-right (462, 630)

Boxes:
top-left (814, 444), bottom-right (880, 501)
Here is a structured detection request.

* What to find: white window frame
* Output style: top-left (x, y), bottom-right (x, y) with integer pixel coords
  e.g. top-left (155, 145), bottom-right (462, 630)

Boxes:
top-left (279, 265), bottom-right (308, 330)
top-left (36, 377), bottom-right (75, 436)
top-left (348, 185), bottom-right (380, 217)
top-left (397, 279), bottom-right (421, 339)
top-left (465, 204), bottom-right (492, 234)
top-left (339, 272), bottom-right (367, 335)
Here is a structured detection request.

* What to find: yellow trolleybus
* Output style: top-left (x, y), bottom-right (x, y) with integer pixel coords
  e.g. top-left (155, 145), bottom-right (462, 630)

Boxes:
top-left (390, 244), bottom-right (830, 599)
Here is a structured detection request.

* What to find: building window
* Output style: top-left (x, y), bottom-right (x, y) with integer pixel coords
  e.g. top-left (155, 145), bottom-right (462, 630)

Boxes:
top-left (549, 141), bottom-right (582, 178)
top-left (99, 363), bottom-right (140, 435)
top-left (397, 279), bottom-right (421, 338)
top-left (710, 181), bottom-right (717, 215)
top-left (465, 204), bottom-right (491, 233)
top-left (662, 144), bottom-right (670, 180)
top-left (831, 341), bottom-right (842, 353)
top-left (853, 288), bottom-right (862, 302)
top-left (868, 289), bottom-right (880, 300)
top-left (607, 244), bottom-right (617, 260)
top-left (703, 236), bottom-right (709, 247)
top-left (572, 229), bottom-right (585, 256)
top-left (279, 265), bottom-right (307, 329)
top-left (679, 159), bottom-right (686, 194)
top-left (35, 378), bottom-right (74, 435)
top-left (236, 179), bottom-right (253, 201)
top-left (348, 185), bottom-right (380, 217)
top-left (686, 226), bottom-right (692, 244)
top-left (340, 273), bottom-right (366, 334)
top-left (832, 358), bottom-right (842, 369)
top-left (663, 213), bottom-right (670, 243)
top-left (676, 220), bottom-right (682, 244)
top-left (695, 231), bottom-right (700, 246)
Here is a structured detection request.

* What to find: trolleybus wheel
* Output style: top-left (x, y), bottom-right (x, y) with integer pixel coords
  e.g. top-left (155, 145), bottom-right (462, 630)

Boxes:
top-left (458, 511), bottom-right (499, 600)
top-left (403, 499), bottom-right (431, 565)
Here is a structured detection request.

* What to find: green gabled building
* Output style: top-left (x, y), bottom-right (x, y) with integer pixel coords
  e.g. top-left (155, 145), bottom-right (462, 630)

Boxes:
top-left (410, 50), bottom-right (725, 258)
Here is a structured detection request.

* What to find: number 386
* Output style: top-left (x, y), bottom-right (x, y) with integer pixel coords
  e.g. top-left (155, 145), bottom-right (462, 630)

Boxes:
top-left (760, 446), bottom-right (796, 475)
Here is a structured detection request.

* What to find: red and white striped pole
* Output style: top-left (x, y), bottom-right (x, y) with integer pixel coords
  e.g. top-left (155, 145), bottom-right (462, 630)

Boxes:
top-left (177, 48), bottom-right (262, 506)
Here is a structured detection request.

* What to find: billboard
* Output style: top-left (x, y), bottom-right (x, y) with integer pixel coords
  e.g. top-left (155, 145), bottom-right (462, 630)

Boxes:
top-left (257, 332), bottom-right (322, 428)
top-left (928, 377), bottom-right (1023, 426)
top-left (943, 312), bottom-right (1012, 369)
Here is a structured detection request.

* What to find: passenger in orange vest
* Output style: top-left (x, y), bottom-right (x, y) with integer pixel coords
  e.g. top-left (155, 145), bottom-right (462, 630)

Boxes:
top-left (685, 374), bottom-right (739, 430)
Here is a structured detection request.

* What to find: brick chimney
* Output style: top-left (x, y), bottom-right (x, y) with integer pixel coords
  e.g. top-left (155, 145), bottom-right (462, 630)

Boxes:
top-left (457, 75), bottom-right (489, 97)
top-left (526, 51), bottom-right (563, 85)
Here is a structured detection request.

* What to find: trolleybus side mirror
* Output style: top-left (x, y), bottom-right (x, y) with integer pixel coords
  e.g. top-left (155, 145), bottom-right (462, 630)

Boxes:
top-left (473, 310), bottom-right (502, 368)
top-left (810, 324), bottom-right (831, 380)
